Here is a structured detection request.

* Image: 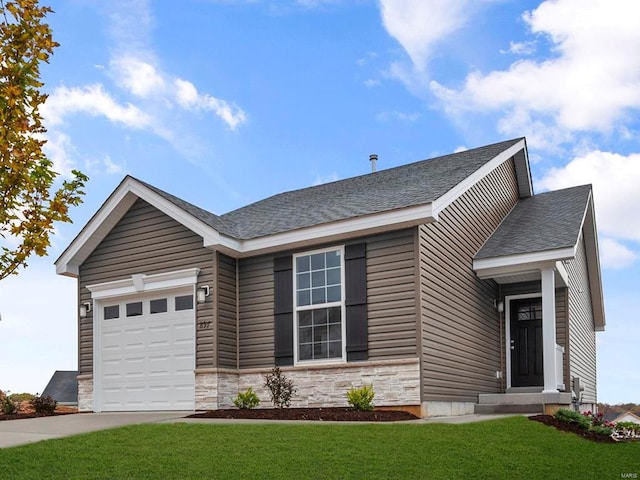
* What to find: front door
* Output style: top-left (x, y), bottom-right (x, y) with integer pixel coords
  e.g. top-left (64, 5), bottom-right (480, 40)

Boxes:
top-left (510, 298), bottom-right (543, 387)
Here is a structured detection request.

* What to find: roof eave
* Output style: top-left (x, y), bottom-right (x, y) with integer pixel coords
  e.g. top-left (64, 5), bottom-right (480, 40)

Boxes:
top-left (54, 177), bottom-right (222, 278)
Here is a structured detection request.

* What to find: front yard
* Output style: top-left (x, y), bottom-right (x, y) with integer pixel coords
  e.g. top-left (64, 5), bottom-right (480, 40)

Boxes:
top-left (0, 416), bottom-right (637, 479)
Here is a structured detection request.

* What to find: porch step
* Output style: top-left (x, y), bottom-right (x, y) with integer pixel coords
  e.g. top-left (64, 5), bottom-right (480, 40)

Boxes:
top-left (477, 392), bottom-right (572, 405)
top-left (475, 403), bottom-right (544, 414)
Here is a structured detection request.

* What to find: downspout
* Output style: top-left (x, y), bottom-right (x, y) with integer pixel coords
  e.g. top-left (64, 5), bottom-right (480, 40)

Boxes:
top-left (499, 284), bottom-right (505, 392)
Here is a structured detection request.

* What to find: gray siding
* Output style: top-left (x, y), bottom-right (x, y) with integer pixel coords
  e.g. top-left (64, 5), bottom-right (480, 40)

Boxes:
top-left (238, 255), bottom-right (275, 368)
top-left (419, 158), bottom-right (520, 402)
top-left (566, 235), bottom-right (597, 403)
top-left (78, 199), bottom-right (214, 374)
top-left (366, 230), bottom-right (417, 360)
top-left (217, 253), bottom-right (238, 369)
top-left (236, 231), bottom-right (418, 369)
top-left (501, 281), bottom-right (569, 389)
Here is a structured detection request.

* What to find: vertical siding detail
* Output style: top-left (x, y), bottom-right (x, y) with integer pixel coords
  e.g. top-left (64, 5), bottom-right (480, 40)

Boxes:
top-left (366, 230), bottom-right (417, 360)
top-left (566, 235), bottom-right (597, 403)
top-left (217, 253), bottom-right (238, 369)
top-left (238, 255), bottom-right (275, 368)
top-left (78, 199), bottom-right (215, 374)
top-left (419, 159), bottom-right (520, 402)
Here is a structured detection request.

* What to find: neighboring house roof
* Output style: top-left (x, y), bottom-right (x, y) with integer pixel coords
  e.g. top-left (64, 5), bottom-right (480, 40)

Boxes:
top-left (475, 185), bottom-right (592, 260)
top-left (610, 411), bottom-right (640, 424)
top-left (42, 370), bottom-right (78, 405)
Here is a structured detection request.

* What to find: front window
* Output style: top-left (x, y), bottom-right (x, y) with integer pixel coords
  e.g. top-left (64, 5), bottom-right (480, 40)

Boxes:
top-left (294, 248), bottom-right (345, 362)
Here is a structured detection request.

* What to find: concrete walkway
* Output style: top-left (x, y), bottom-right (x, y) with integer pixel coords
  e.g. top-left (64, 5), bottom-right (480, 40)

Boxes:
top-left (0, 412), bottom-right (189, 449)
top-left (0, 412), bottom-right (523, 449)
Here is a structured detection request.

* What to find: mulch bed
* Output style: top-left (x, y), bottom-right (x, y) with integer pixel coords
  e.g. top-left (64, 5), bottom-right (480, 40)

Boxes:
top-left (0, 411), bottom-right (76, 422)
top-left (188, 407), bottom-right (418, 422)
top-left (529, 414), bottom-right (616, 443)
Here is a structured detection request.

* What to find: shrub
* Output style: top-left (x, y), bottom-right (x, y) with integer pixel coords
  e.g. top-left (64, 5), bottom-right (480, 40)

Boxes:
top-left (233, 388), bottom-right (260, 409)
top-left (264, 367), bottom-right (296, 409)
top-left (31, 394), bottom-right (57, 414)
top-left (591, 425), bottom-right (614, 436)
top-left (0, 390), bottom-right (19, 415)
top-left (347, 384), bottom-right (375, 411)
top-left (554, 408), bottom-right (591, 430)
top-left (9, 392), bottom-right (35, 403)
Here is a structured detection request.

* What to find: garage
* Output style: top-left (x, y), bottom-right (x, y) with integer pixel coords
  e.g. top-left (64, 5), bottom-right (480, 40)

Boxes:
top-left (95, 288), bottom-right (196, 412)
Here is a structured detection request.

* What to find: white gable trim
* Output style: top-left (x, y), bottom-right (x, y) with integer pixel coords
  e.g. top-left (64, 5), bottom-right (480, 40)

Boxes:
top-left (432, 139), bottom-right (527, 217)
top-left (473, 247), bottom-right (576, 276)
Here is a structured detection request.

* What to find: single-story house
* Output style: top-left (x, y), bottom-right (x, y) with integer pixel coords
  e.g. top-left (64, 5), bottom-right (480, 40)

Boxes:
top-left (607, 411), bottom-right (640, 425)
top-left (55, 137), bottom-right (605, 417)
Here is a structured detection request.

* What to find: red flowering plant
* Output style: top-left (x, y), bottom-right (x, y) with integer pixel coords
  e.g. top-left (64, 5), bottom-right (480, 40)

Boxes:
top-left (582, 411), bottom-right (615, 429)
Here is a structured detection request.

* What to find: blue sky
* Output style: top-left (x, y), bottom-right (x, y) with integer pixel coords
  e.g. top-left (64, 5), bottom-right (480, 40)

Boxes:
top-left (1, 0), bottom-right (638, 404)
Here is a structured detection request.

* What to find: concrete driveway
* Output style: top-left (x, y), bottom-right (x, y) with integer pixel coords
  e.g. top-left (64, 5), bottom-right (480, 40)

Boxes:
top-left (0, 412), bottom-right (189, 449)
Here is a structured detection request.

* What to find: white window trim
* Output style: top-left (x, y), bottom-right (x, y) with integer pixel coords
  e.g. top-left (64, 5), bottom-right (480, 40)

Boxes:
top-left (293, 246), bottom-right (347, 366)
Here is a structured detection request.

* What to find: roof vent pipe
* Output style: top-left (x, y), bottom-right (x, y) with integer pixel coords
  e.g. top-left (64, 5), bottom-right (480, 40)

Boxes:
top-left (369, 154), bottom-right (378, 173)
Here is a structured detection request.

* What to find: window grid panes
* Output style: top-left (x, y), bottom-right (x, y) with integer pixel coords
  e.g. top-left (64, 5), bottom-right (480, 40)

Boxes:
top-left (150, 298), bottom-right (167, 314)
top-left (175, 295), bottom-right (194, 311)
top-left (104, 305), bottom-right (119, 320)
top-left (126, 302), bottom-right (143, 317)
top-left (295, 249), bottom-right (343, 362)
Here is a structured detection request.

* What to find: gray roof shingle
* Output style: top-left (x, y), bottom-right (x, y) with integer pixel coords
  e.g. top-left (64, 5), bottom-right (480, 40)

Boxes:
top-left (42, 370), bottom-right (79, 404)
top-left (475, 184), bottom-right (592, 260)
top-left (137, 138), bottom-right (522, 240)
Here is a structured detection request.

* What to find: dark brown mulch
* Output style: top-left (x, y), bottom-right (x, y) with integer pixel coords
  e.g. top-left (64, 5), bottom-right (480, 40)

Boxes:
top-left (188, 407), bottom-right (418, 422)
top-left (0, 411), bottom-right (76, 422)
top-left (529, 414), bottom-right (616, 443)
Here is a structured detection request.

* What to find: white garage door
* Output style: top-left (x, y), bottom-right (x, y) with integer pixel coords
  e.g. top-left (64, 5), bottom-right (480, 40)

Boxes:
top-left (98, 289), bottom-right (195, 411)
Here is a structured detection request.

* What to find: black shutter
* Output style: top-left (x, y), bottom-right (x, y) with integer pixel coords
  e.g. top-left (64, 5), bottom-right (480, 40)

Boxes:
top-left (345, 243), bottom-right (368, 361)
top-left (273, 255), bottom-right (294, 366)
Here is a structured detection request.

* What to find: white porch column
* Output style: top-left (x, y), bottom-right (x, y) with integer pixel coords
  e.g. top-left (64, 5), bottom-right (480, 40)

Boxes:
top-left (541, 267), bottom-right (558, 393)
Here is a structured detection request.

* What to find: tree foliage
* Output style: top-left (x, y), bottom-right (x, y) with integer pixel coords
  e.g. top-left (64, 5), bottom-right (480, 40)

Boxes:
top-left (0, 0), bottom-right (87, 280)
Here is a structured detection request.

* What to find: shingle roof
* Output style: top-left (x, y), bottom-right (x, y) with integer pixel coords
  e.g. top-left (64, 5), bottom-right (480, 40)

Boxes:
top-left (138, 138), bottom-right (523, 240)
top-left (42, 370), bottom-right (78, 404)
top-left (475, 184), bottom-right (592, 260)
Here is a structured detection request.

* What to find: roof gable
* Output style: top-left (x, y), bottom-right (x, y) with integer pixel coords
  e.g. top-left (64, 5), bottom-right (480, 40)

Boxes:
top-left (56, 138), bottom-right (529, 274)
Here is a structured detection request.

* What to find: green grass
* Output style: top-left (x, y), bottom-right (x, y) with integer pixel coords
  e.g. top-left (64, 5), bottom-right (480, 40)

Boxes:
top-left (0, 416), bottom-right (637, 479)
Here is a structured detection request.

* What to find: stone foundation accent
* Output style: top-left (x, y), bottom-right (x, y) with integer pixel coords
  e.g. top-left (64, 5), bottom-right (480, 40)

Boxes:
top-left (422, 401), bottom-right (476, 417)
top-left (195, 358), bottom-right (420, 412)
top-left (77, 374), bottom-right (93, 412)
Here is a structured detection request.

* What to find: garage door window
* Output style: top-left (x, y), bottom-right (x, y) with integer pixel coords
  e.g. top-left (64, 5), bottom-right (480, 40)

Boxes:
top-left (126, 302), bottom-right (143, 317)
top-left (104, 305), bottom-right (119, 320)
top-left (175, 295), bottom-right (194, 311)
top-left (150, 298), bottom-right (167, 314)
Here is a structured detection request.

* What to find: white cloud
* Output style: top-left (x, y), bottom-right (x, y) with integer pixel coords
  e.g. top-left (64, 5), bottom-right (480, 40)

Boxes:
top-left (429, 0), bottom-right (640, 146)
top-left (110, 56), bottom-right (165, 98)
top-left (375, 110), bottom-right (421, 122)
top-left (313, 172), bottom-right (341, 185)
top-left (42, 132), bottom-right (76, 178)
top-left (103, 155), bottom-right (124, 174)
top-left (174, 79), bottom-right (247, 130)
top-left (538, 149), bottom-right (640, 269)
top-left (364, 78), bottom-right (381, 88)
top-left (379, 0), bottom-right (478, 71)
top-left (501, 40), bottom-right (537, 55)
top-left (598, 237), bottom-right (638, 269)
top-left (42, 84), bottom-right (151, 129)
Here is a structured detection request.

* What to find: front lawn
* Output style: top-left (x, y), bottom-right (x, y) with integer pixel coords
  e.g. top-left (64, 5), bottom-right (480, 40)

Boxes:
top-left (0, 416), bottom-right (637, 479)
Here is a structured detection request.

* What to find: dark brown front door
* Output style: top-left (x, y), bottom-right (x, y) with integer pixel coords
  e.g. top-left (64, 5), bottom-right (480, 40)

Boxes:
top-left (510, 298), bottom-right (544, 387)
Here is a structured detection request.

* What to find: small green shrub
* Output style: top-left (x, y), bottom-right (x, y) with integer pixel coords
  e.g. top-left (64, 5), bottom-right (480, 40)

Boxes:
top-left (264, 367), bottom-right (296, 409)
top-left (31, 394), bottom-right (57, 414)
top-left (233, 388), bottom-right (260, 409)
top-left (554, 408), bottom-right (591, 430)
top-left (615, 421), bottom-right (640, 433)
top-left (590, 425), bottom-right (613, 436)
top-left (9, 392), bottom-right (35, 403)
top-left (347, 384), bottom-right (375, 411)
top-left (0, 390), bottom-right (19, 415)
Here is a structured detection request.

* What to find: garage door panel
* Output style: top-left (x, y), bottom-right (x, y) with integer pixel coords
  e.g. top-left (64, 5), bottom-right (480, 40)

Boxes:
top-left (98, 289), bottom-right (195, 411)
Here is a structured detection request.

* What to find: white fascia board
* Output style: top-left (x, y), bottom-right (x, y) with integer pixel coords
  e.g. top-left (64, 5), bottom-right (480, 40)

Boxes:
top-left (87, 268), bottom-right (200, 300)
top-left (209, 203), bottom-right (436, 257)
top-left (473, 247), bottom-right (576, 278)
top-left (55, 177), bottom-right (220, 277)
top-left (432, 139), bottom-right (526, 216)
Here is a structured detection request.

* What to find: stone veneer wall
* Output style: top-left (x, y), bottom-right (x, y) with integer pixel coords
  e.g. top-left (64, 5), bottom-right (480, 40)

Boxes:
top-left (195, 358), bottom-right (420, 411)
top-left (77, 374), bottom-right (93, 412)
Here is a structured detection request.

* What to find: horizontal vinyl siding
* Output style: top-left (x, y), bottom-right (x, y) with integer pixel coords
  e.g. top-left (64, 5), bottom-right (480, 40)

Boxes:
top-left (217, 253), bottom-right (238, 369)
top-left (420, 159), bottom-right (520, 402)
top-left (566, 236), bottom-right (597, 403)
top-left (238, 255), bottom-right (275, 369)
top-left (366, 230), bottom-right (417, 359)
top-left (78, 199), bottom-right (214, 374)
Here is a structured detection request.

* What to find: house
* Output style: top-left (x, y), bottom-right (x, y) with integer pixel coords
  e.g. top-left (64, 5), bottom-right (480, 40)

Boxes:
top-left (42, 370), bottom-right (79, 406)
top-left (607, 411), bottom-right (640, 425)
top-left (55, 138), bottom-right (605, 417)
